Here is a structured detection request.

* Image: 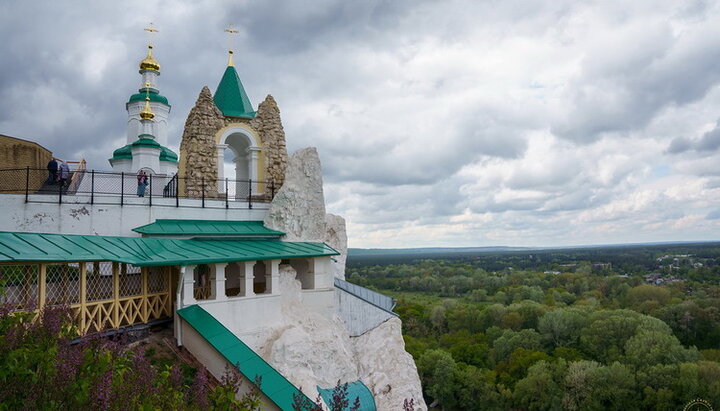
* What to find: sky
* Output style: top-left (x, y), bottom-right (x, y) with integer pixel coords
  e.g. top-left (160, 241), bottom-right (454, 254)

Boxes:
top-left (1, 0), bottom-right (720, 249)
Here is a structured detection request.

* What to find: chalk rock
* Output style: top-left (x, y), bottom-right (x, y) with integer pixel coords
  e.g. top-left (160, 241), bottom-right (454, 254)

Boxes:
top-left (265, 265), bottom-right (358, 401)
top-left (324, 214), bottom-right (348, 279)
top-left (353, 318), bottom-right (427, 411)
top-left (264, 148), bottom-right (326, 242)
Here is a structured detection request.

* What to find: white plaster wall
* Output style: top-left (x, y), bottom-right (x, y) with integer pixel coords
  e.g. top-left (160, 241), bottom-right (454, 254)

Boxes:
top-left (131, 146), bottom-right (160, 174)
top-left (300, 289), bottom-right (335, 319)
top-left (312, 257), bottom-right (334, 290)
top-left (0, 194), bottom-right (268, 237)
top-left (335, 289), bottom-right (396, 337)
top-left (198, 294), bottom-right (283, 352)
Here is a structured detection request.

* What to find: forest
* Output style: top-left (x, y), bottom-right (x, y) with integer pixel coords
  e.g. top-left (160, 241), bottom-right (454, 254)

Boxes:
top-left (346, 243), bottom-right (720, 410)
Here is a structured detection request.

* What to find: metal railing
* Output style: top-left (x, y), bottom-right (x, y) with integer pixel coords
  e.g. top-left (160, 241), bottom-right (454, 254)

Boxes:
top-left (0, 167), bottom-right (279, 209)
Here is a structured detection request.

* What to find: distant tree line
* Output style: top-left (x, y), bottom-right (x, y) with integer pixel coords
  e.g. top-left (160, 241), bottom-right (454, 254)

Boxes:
top-left (348, 251), bottom-right (720, 410)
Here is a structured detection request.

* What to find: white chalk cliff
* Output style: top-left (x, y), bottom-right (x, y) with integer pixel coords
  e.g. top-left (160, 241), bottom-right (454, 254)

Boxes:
top-left (262, 148), bottom-right (426, 410)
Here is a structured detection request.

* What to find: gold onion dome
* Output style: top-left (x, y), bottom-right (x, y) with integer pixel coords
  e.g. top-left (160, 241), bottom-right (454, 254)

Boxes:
top-left (139, 45), bottom-right (160, 71)
top-left (139, 97), bottom-right (155, 120)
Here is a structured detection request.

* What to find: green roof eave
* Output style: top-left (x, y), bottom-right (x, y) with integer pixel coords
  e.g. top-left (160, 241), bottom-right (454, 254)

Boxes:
top-left (159, 146), bottom-right (178, 163)
top-left (0, 232), bottom-right (338, 267)
top-left (111, 145), bottom-right (132, 160)
top-left (127, 89), bottom-right (170, 106)
top-left (131, 138), bottom-right (161, 148)
top-left (133, 219), bottom-right (284, 237)
top-left (177, 305), bottom-right (314, 409)
top-left (214, 66), bottom-right (255, 118)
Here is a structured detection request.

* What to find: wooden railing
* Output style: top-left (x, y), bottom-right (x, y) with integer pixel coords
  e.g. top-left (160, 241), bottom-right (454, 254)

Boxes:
top-left (0, 262), bottom-right (174, 335)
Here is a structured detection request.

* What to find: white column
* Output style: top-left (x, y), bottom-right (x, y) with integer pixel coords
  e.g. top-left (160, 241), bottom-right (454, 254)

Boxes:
top-left (181, 265), bottom-right (197, 306)
top-left (247, 147), bottom-right (261, 193)
top-left (265, 259), bottom-right (280, 295)
top-left (217, 144), bottom-right (228, 193)
top-left (214, 262), bottom-right (229, 301)
top-left (240, 261), bottom-right (256, 297)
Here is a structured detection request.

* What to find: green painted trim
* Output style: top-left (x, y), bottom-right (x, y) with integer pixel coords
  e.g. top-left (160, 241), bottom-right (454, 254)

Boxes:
top-left (177, 305), bottom-right (314, 410)
top-left (214, 66), bottom-right (256, 118)
top-left (133, 219), bottom-right (285, 237)
top-left (0, 231), bottom-right (339, 267)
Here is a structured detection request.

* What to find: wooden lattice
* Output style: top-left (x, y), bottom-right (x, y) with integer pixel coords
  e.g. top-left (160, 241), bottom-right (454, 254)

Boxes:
top-left (4, 262), bottom-right (173, 335)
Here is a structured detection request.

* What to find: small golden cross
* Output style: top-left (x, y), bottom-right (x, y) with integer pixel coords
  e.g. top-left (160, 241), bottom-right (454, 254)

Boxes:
top-left (225, 26), bottom-right (239, 66)
top-left (144, 23), bottom-right (159, 46)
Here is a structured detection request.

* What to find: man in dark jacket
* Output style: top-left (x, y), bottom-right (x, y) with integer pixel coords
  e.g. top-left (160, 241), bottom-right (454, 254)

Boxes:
top-left (47, 158), bottom-right (58, 184)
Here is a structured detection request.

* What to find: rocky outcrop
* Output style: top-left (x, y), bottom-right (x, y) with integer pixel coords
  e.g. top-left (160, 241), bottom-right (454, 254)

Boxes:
top-left (179, 87), bottom-right (225, 198)
top-left (324, 214), bottom-right (348, 280)
top-left (264, 148), bottom-right (326, 242)
top-left (262, 266), bottom-right (427, 410)
top-left (249, 95), bottom-right (288, 195)
top-left (265, 265), bottom-right (358, 398)
top-left (353, 318), bottom-right (426, 410)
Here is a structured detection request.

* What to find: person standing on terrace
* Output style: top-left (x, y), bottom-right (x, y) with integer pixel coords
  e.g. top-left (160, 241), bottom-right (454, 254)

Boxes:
top-left (46, 158), bottom-right (58, 184)
top-left (137, 170), bottom-right (148, 197)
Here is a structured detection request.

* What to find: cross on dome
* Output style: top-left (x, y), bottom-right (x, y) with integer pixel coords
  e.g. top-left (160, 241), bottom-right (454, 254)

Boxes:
top-left (140, 23), bottom-right (160, 72)
top-left (224, 26), bottom-right (239, 67)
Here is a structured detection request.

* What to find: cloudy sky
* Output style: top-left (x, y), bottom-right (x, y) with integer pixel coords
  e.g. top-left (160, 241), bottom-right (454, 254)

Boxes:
top-left (1, 0), bottom-right (720, 248)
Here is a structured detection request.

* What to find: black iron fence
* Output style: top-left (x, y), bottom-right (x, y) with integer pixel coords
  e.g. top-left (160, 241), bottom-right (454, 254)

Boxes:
top-left (0, 168), bottom-right (278, 209)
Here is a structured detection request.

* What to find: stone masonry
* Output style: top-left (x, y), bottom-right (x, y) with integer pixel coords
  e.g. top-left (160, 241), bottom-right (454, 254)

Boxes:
top-left (179, 90), bottom-right (288, 199)
top-left (248, 95), bottom-right (288, 194)
top-left (178, 87), bottom-right (225, 198)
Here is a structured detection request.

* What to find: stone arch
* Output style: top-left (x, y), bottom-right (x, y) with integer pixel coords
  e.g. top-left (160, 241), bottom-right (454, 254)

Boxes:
top-left (215, 125), bottom-right (263, 198)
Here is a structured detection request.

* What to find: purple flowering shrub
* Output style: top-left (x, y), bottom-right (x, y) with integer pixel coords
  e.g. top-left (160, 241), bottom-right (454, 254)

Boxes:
top-left (0, 305), bottom-right (263, 410)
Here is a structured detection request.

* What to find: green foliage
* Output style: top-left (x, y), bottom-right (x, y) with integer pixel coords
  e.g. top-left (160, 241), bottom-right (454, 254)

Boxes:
top-left (349, 247), bottom-right (720, 410)
top-left (0, 305), bottom-right (264, 410)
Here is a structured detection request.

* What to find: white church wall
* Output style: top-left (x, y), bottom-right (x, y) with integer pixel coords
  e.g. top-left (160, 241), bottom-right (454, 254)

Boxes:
top-left (0, 194), bottom-right (268, 237)
top-left (126, 101), bottom-right (171, 146)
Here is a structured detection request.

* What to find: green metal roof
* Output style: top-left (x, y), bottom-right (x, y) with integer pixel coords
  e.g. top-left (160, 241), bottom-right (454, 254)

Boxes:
top-left (318, 381), bottom-right (376, 411)
top-left (127, 89), bottom-right (170, 106)
top-left (131, 138), bottom-right (161, 148)
top-left (159, 146), bottom-right (178, 162)
top-left (133, 220), bottom-right (285, 237)
top-left (177, 305), bottom-right (313, 410)
top-left (214, 66), bottom-right (256, 118)
top-left (110, 143), bottom-right (178, 162)
top-left (112, 145), bottom-right (132, 160)
top-left (0, 232), bottom-right (338, 267)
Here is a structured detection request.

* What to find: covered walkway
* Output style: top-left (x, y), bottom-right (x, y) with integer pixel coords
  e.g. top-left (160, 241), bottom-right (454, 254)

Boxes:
top-left (0, 231), bottom-right (338, 335)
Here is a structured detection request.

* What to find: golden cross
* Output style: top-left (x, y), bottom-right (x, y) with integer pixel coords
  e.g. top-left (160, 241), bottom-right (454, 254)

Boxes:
top-left (144, 23), bottom-right (159, 46)
top-left (225, 26), bottom-right (239, 66)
